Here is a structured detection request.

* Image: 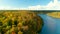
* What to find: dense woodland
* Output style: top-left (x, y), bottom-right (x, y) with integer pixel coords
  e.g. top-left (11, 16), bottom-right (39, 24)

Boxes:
top-left (0, 11), bottom-right (44, 34)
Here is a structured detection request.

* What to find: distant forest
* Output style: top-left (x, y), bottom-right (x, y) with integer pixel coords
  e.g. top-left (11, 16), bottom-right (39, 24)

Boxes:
top-left (0, 10), bottom-right (60, 14)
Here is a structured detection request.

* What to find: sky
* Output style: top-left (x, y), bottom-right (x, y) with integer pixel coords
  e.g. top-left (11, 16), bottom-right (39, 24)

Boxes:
top-left (0, 0), bottom-right (60, 10)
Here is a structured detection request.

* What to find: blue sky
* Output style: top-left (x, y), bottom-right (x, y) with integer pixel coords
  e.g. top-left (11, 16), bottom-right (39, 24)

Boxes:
top-left (0, 0), bottom-right (60, 10)
top-left (0, 0), bottom-right (52, 8)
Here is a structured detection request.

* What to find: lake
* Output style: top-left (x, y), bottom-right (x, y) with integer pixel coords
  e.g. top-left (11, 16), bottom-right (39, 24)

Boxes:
top-left (38, 14), bottom-right (60, 34)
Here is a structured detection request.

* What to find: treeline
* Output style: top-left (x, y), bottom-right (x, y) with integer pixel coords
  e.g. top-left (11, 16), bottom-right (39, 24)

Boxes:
top-left (0, 10), bottom-right (59, 14)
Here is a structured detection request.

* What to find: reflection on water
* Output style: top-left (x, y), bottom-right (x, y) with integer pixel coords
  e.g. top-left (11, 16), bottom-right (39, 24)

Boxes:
top-left (38, 14), bottom-right (60, 34)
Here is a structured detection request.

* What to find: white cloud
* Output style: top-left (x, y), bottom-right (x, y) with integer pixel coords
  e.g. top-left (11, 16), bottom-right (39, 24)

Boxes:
top-left (0, 0), bottom-right (60, 10)
top-left (26, 0), bottom-right (60, 10)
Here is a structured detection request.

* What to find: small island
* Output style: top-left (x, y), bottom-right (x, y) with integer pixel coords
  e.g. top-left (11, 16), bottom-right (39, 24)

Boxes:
top-left (47, 12), bottom-right (60, 18)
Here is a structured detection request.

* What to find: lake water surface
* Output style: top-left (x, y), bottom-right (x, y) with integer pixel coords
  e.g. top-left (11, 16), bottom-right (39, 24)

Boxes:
top-left (38, 14), bottom-right (60, 34)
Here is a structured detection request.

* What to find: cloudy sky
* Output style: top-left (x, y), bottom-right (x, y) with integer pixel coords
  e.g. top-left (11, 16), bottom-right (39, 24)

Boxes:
top-left (0, 0), bottom-right (60, 10)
